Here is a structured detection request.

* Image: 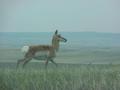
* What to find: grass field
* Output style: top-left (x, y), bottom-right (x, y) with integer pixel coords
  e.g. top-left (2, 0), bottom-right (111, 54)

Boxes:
top-left (0, 62), bottom-right (120, 90)
top-left (0, 46), bottom-right (120, 90)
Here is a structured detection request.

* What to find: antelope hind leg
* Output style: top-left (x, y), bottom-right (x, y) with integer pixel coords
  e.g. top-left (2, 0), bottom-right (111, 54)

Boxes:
top-left (16, 58), bottom-right (27, 68)
top-left (45, 59), bottom-right (49, 69)
top-left (23, 57), bottom-right (32, 68)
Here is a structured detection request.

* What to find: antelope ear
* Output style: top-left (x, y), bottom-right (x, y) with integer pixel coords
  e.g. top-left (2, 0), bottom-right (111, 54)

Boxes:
top-left (55, 30), bottom-right (58, 35)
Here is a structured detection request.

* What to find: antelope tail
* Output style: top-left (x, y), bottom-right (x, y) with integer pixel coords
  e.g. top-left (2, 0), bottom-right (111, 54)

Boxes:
top-left (21, 46), bottom-right (29, 53)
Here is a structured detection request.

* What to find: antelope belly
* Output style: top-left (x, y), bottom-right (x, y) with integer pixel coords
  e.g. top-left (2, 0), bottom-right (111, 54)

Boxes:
top-left (35, 51), bottom-right (49, 56)
top-left (33, 51), bottom-right (48, 60)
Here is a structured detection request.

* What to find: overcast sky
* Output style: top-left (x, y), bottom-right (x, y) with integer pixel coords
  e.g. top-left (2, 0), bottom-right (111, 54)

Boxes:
top-left (1, 0), bottom-right (120, 33)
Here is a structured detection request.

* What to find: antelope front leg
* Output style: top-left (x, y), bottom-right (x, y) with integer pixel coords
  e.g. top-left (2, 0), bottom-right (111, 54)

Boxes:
top-left (45, 57), bottom-right (52, 69)
top-left (50, 59), bottom-right (57, 67)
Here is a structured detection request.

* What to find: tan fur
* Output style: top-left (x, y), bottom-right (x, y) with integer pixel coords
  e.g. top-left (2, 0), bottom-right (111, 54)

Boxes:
top-left (25, 45), bottom-right (55, 58)
top-left (17, 30), bottom-right (67, 68)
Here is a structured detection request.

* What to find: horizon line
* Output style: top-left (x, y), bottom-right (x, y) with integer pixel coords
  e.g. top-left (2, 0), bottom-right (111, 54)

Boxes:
top-left (0, 31), bottom-right (120, 34)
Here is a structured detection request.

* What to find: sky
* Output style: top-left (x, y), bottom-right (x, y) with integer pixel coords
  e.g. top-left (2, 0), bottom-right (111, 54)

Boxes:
top-left (1, 0), bottom-right (120, 33)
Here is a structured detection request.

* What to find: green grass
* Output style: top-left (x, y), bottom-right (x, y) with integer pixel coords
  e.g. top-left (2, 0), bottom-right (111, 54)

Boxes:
top-left (0, 63), bottom-right (120, 90)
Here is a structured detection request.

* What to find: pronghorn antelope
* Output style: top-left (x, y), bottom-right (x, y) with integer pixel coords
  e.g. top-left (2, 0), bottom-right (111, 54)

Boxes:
top-left (17, 30), bottom-right (67, 68)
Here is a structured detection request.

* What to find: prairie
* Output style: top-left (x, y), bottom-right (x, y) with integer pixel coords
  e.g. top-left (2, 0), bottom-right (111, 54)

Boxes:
top-left (0, 62), bottom-right (120, 90)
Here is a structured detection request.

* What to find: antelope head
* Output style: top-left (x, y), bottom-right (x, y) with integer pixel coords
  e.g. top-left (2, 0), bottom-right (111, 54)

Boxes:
top-left (52, 30), bottom-right (67, 51)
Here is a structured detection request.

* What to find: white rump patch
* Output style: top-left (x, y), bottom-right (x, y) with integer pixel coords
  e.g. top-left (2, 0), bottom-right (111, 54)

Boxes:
top-left (21, 46), bottom-right (29, 53)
